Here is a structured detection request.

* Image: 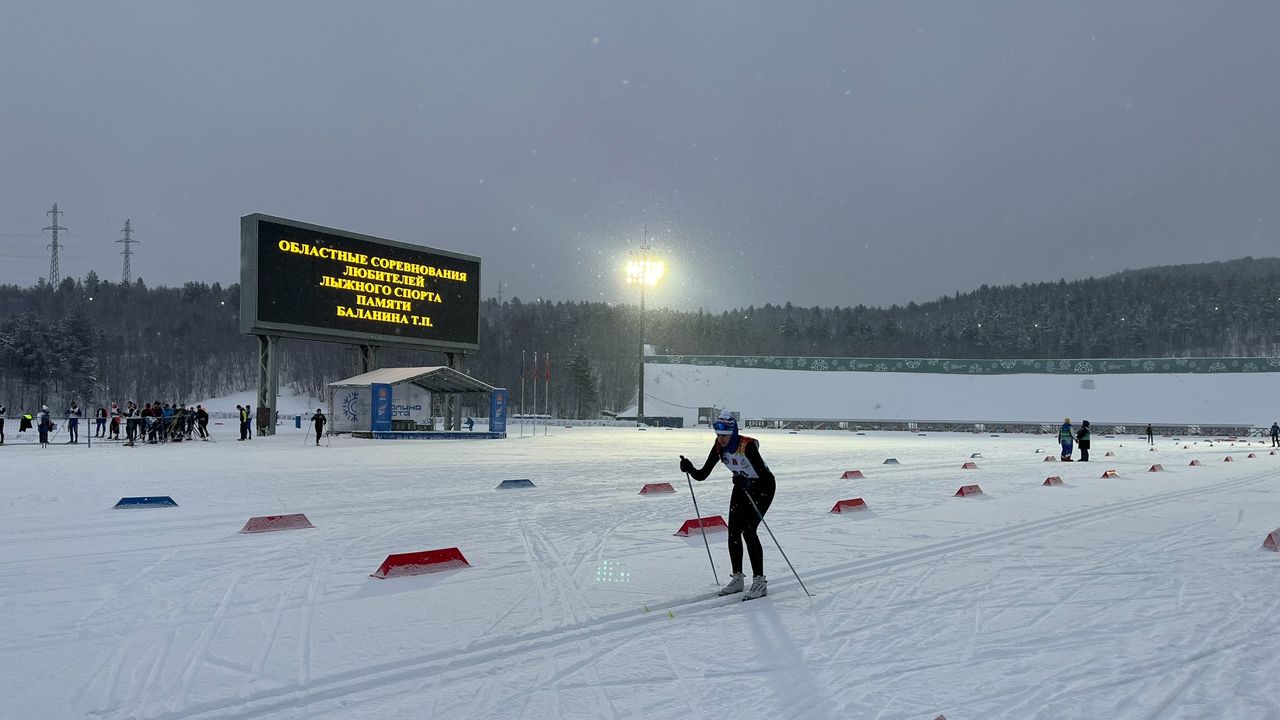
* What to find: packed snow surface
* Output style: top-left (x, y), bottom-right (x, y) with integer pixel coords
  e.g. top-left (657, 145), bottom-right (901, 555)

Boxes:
top-left (3, 425), bottom-right (1280, 719)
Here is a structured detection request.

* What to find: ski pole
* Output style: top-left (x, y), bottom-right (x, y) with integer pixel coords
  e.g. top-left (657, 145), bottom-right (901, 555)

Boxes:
top-left (681, 457), bottom-right (720, 587)
top-left (742, 491), bottom-right (814, 598)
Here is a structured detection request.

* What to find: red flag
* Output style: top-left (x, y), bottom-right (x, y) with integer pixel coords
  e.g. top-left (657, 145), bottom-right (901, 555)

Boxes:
top-left (544, 353), bottom-right (551, 381)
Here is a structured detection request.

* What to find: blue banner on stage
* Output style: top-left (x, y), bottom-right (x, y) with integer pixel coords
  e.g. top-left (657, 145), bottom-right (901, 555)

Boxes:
top-left (371, 383), bottom-right (393, 432)
top-left (489, 388), bottom-right (508, 433)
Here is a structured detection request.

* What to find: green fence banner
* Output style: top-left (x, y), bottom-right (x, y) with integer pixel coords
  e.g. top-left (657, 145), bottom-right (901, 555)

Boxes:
top-left (647, 355), bottom-right (1280, 375)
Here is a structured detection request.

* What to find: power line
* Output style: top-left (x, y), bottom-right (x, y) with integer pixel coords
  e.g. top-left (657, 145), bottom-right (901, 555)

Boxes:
top-left (43, 203), bottom-right (67, 285)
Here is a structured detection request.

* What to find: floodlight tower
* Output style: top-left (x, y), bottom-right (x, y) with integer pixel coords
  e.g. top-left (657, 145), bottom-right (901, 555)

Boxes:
top-left (625, 242), bottom-right (664, 426)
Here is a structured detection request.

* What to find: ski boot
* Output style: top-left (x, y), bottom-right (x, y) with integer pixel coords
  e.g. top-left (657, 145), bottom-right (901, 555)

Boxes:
top-left (717, 572), bottom-right (745, 596)
top-left (743, 575), bottom-right (768, 601)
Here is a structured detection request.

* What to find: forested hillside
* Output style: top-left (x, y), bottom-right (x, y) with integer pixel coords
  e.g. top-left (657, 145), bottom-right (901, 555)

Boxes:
top-left (2, 258), bottom-right (1278, 417)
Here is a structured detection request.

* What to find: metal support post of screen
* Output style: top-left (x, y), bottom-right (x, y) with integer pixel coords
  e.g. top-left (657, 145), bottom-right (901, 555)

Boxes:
top-left (256, 334), bottom-right (280, 437)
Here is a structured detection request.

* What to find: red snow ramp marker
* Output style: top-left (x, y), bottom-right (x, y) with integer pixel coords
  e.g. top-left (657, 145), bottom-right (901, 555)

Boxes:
top-left (1104, 451), bottom-right (1116, 457)
top-left (1263, 529), bottom-right (1280, 552)
top-left (1043, 476), bottom-right (1063, 486)
top-left (239, 513), bottom-right (314, 533)
top-left (1149, 464), bottom-right (1164, 473)
top-left (961, 461), bottom-right (978, 470)
top-left (1044, 455), bottom-right (1058, 462)
top-left (1189, 459), bottom-right (1201, 466)
top-left (674, 516), bottom-right (728, 536)
top-left (639, 482), bottom-right (676, 495)
top-left (1224, 456), bottom-right (1234, 462)
top-left (840, 470), bottom-right (865, 479)
top-left (1101, 469), bottom-right (1119, 478)
top-left (830, 498), bottom-right (868, 513)
top-left (371, 548), bottom-right (470, 578)
top-left (954, 484), bottom-right (983, 497)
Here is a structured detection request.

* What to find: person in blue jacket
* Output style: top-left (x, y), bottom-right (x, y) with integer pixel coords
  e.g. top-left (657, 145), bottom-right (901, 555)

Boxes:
top-left (1059, 417), bottom-right (1074, 461)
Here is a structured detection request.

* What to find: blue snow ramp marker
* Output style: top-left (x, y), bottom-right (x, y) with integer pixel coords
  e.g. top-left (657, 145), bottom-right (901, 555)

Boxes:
top-left (113, 496), bottom-right (178, 508)
top-left (496, 479), bottom-right (536, 489)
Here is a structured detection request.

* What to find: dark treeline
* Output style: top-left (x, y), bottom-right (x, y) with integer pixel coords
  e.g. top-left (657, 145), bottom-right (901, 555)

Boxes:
top-left (2, 258), bottom-right (1278, 418)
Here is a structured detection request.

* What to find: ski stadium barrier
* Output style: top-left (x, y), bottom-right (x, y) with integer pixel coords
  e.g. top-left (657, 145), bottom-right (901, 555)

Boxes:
top-left (674, 516), bottom-right (727, 536)
top-left (830, 498), bottom-right (868, 513)
top-left (240, 514), bottom-right (314, 533)
top-left (371, 548), bottom-right (470, 578)
top-left (113, 496), bottom-right (178, 508)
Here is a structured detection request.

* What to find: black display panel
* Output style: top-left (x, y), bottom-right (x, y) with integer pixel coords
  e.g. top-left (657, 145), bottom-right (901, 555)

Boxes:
top-left (243, 216), bottom-right (480, 350)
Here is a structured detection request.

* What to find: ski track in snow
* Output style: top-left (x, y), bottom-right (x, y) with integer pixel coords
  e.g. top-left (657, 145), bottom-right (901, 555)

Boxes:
top-left (2, 428), bottom-right (1280, 719)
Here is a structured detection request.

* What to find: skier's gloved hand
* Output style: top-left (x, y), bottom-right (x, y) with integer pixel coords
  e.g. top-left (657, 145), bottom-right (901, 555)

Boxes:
top-left (732, 475), bottom-right (751, 491)
top-left (679, 457), bottom-right (695, 475)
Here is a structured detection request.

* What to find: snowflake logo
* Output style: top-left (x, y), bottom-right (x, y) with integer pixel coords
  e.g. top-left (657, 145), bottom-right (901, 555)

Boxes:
top-left (1267, 356), bottom-right (1280, 368)
top-left (669, 355), bottom-right (685, 363)
top-left (874, 363), bottom-right (888, 372)
top-left (1074, 361), bottom-right (1094, 373)
top-left (927, 358), bottom-right (940, 366)
top-left (1000, 360), bottom-right (1016, 369)
top-left (796, 358), bottom-right (809, 369)
top-left (1142, 360), bottom-right (1156, 371)
top-left (811, 359), bottom-right (829, 371)
top-left (783, 358), bottom-right (794, 368)
top-left (905, 360), bottom-right (921, 369)
top-left (968, 363), bottom-right (982, 373)
top-left (1208, 362), bottom-right (1227, 372)
top-left (743, 357), bottom-right (758, 366)
top-left (1244, 362), bottom-right (1258, 372)
top-left (341, 392), bottom-right (360, 422)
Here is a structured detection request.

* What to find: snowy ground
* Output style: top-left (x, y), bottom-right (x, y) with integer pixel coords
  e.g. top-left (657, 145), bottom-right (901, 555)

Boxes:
top-left (3, 426), bottom-right (1280, 719)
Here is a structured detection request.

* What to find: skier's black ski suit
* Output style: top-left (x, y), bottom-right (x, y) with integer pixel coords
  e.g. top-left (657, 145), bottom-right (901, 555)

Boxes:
top-left (684, 437), bottom-right (776, 577)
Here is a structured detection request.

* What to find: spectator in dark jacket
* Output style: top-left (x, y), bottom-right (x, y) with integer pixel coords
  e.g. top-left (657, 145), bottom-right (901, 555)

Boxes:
top-left (1075, 420), bottom-right (1091, 462)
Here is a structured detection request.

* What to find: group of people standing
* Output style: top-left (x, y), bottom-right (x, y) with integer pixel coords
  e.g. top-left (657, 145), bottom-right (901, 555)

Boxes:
top-left (1057, 418), bottom-right (1094, 461)
top-left (0, 400), bottom-right (211, 448)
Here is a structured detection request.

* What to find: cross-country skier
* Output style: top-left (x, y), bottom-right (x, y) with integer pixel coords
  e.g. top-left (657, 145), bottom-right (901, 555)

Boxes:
top-left (679, 410), bottom-right (775, 600)
top-left (1271, 422), bottom-right (1279, 448)
top-left (310, 408), bottom-right (326, 446)
top-left (1059, 418), bottom-right (1074, 461)
top-left (0, 402), bottom-right (6, 445)
top-left (1145, 424), bottom-right (1154, 445)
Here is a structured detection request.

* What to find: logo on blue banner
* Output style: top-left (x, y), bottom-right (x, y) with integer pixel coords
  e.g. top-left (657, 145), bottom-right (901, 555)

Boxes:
top-left (371, 383), bottom-right (393, 431)
top-left (489, 388), bottom-right (508, 433)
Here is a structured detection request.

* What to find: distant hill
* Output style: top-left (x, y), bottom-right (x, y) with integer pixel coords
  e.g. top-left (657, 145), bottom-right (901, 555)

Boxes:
top-left (2, 257), bottom-right (1278, 416)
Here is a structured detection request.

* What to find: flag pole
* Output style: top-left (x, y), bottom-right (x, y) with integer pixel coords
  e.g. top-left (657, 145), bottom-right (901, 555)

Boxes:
top-left (520, 350), bottom-right (526, 438)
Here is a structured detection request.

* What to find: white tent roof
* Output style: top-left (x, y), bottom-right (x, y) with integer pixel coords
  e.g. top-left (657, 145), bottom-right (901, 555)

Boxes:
top-left (329, 366), bottom-right (495, 394)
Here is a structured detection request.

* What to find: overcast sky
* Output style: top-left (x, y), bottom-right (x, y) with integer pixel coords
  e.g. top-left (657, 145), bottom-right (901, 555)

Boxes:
top-left (1, 1), bottom-right (1277, 311)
